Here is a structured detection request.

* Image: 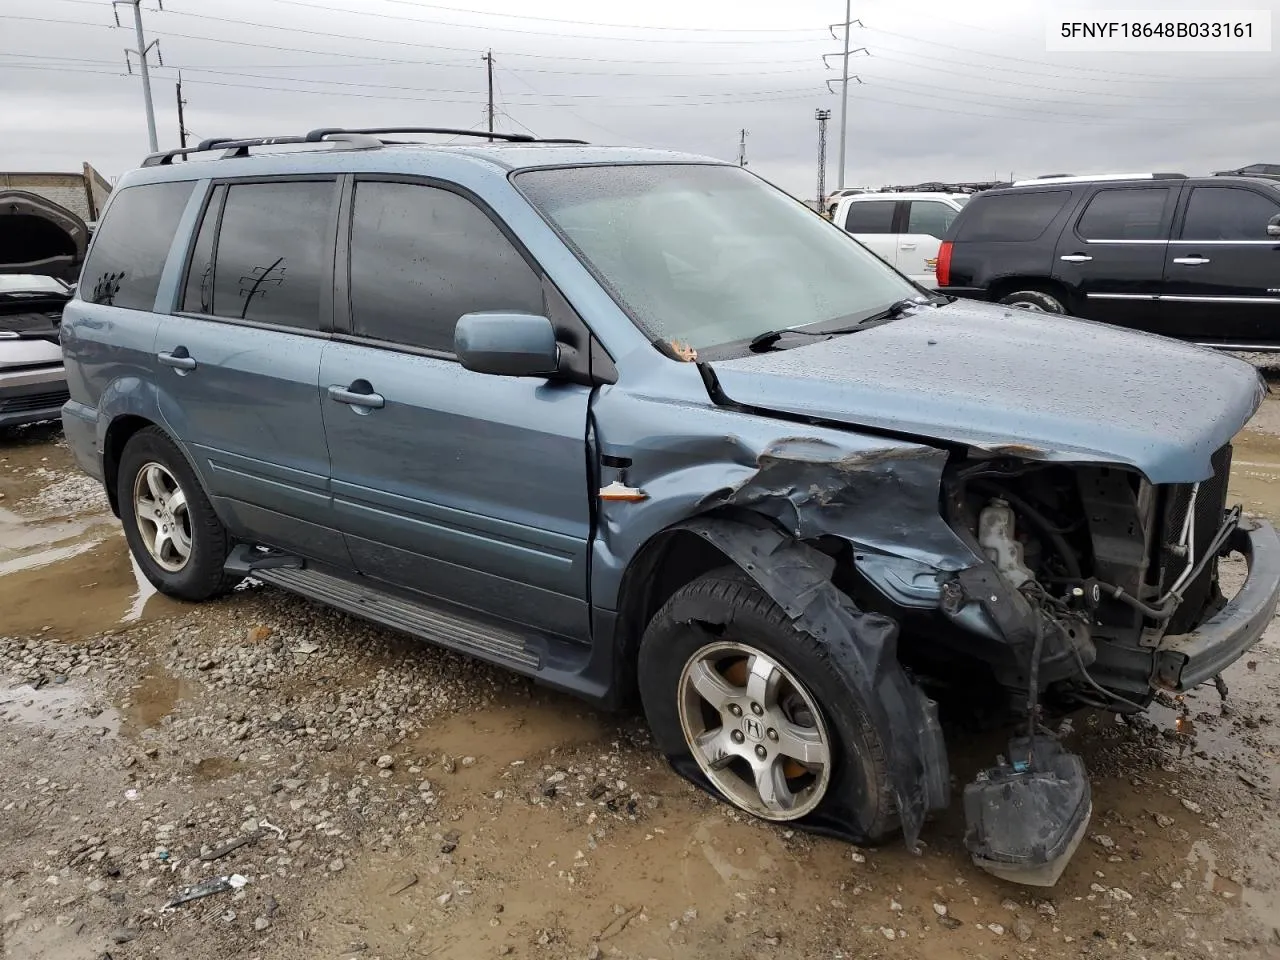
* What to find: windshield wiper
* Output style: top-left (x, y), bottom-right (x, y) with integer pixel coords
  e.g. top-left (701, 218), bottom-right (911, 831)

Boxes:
top-left (747, 297), bottom-right (930, 353)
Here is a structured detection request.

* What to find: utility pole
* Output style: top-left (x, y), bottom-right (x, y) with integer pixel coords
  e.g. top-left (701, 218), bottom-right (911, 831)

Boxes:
top-left (482, 49), bottom-right (495, 141)
top-left (175, 73), bottom-right (187, 149)
top-left (114, 0), bottom-right (161, 154)
top-left (815, 109), bottom-right (831, 210)
top-left (823, 8), bottom-right (867, 190)
top-left (737, 128), bottom-right (748, 167)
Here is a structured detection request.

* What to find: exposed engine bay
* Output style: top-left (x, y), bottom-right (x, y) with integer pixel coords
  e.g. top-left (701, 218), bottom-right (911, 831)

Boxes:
top-left (943, 451), bottom-right (1239, 713)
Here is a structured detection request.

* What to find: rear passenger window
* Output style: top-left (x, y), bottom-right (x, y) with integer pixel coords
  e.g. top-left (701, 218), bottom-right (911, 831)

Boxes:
top-left (80, 180), bottom-right (194, 310)
top-left (955, 190), bottom-right (1071, 242)
top-left (906, 201), bottom-right (958, 239)
top-left (1181, 187), bottom-right (1280, 241)
top-left (194, 180), bottom-right (334, 329)
top-left (348, 181), bottom-right (544, 353)
top-left (1076, 188), bottom-right (1169, 240)
top-left (844, 200), bottom-right (895, 234)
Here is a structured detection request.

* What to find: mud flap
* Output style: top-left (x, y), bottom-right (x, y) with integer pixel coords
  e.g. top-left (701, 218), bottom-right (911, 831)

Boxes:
top-left (677, 515), bottom-right (949, 848)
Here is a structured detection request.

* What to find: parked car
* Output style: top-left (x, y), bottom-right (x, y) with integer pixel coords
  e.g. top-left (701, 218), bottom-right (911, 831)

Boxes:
top-left (60, 129), bottom-right (1279, 886)
top-left (936, 172), bottom-right (1280, 350)
top-left (830, 191), bottom-right (968, 287)
top-left (0, 274), bottom-right (70, 430)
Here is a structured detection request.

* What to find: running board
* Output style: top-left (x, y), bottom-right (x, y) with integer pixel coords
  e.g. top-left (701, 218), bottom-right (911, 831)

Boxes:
top-left (251, 564), bottom-right (542, 671)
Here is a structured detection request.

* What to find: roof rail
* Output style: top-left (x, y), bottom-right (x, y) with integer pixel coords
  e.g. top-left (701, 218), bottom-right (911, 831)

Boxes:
top-left (303, 126), bottom-right (589, 145)
top-left (141, 132), bottom-right (381, 167)
top-left (1011, 172), bottom-right (1186, 187)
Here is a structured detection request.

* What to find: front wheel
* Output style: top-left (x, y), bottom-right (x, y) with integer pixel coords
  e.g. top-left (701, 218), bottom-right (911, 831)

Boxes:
top-left (118, 426), bottom-right (238, 601)
top-left (638, 568), bottom-right (897, 841)
top-left (997, 289), bottom-right (1068, 314)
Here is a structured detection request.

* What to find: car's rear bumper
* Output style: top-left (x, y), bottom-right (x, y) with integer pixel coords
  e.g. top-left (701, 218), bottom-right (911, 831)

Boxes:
top-left (0, 364), bottom-right (69, 428)
top-left (60, 399), bottom-right (103, 482)
top-left (1153, 518), bottom-right (1280, 692)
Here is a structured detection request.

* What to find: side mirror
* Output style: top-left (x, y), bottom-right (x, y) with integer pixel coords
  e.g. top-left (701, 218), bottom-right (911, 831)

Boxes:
top-left (1268, 214), bottom-right (1280, 238)
top-left (454, 312), bottom-right (560, 378)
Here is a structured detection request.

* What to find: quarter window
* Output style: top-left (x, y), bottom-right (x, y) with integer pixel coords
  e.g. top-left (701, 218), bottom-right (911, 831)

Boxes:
top-left (183, 180), bottom-right (335, 329)
top-left (348, 181), bottom-right (544, 353)
top-left (844, 200), bottom-right (896, 234)
top-left (80, 180), bottom-right (194, 310)
top-left (955, 190), bottom-right (1071, 242)
top-left (1181, 187), bottom-right (1280, 241)
top-left (1076, 188), bottom-right (1169, 241)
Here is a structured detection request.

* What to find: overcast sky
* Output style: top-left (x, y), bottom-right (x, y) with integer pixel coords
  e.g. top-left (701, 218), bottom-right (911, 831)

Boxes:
top-left (4, 0), bottom-right (1278, 199)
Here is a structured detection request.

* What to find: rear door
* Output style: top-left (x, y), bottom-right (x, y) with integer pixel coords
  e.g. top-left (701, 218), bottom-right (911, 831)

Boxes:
top-left (1053, 183), bottom-right (1177, 333)
top-left (1162, 183), bottom-right (1280, 344)
top-left (900, 199), bottom-right (960, 287)
top-left (841, 199), bottom-right (900, 270)
top-left (155, 177), bottom-right (346, 564)
top-left (320, 176), bottom-right (594, 641)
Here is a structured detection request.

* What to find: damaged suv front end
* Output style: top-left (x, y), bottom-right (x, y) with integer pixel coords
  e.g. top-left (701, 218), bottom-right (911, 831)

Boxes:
top-left (517, 159), bottom-right (1280, 887)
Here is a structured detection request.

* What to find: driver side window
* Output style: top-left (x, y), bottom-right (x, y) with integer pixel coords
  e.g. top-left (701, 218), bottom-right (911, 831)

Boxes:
top-left (348, 181), bottom-right (544, 353)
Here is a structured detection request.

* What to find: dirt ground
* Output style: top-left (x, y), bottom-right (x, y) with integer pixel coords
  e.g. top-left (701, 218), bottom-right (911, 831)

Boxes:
top-left (3, 371), bottom-right (1280, 960)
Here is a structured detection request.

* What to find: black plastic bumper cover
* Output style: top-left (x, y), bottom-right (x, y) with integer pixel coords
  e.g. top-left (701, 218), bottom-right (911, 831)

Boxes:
top-left (1154, 518), bottom-right (1280, 692)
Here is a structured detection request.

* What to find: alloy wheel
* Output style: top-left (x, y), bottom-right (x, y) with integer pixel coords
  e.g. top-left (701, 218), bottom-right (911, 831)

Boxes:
top-left (132, 461), bottom-right (192, 572)
top-left (677, 640), bottom-right (833, 821)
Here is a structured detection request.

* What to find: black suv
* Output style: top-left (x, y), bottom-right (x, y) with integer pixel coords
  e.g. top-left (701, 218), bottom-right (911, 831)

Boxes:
top-left (936, 173), bottom-right (1280, 350)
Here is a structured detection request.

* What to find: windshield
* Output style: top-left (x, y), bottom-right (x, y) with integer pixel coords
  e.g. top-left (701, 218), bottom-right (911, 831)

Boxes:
top-left (516, 164), bottom-right (917, 352)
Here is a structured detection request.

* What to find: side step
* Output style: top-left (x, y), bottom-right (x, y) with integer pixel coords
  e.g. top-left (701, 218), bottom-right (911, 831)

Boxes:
top-left (251, 564), bottom-right (541, 671)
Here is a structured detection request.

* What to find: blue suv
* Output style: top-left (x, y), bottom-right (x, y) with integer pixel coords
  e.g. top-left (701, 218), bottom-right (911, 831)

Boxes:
top-left (60, 127), bottom-right (1280, 886)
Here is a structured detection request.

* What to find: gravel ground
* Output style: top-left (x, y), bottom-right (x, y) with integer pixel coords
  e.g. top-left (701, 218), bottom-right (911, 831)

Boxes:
top-left (2, 403), bottom-right (1280, 959)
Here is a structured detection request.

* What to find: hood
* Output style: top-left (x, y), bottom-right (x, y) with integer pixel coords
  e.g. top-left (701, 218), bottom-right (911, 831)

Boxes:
top-left (707, 299), bottom-right (1265, 484)
top-left (0, 337), bottom-right (63, 369)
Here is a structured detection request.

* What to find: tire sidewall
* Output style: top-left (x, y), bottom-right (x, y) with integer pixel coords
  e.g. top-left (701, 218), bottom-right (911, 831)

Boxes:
top-left (638, 573), bottom-right (894, 840)
top-left (118, 428), bottom-right (227, 599)
top-left (998, 289), bottom-right (1067, 314)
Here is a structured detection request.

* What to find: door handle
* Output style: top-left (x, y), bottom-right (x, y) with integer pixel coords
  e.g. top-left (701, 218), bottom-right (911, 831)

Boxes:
top-left (157, 349), bottom-right (197, 371)
top-left (327, 384), bottom-right (385, 409)
top-left (1059, 254), bottom-right (1093, 263)
top-left (1172, 256), bottom-right (1211, 266)
top-left (900, 242), bottom-right (917, 250)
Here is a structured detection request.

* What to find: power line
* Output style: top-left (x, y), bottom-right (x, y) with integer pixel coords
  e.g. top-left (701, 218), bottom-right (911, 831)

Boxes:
top-left (860, 24), bottom-right (1269, 81)
top-left (377, 0), bottom-right (825, 33)
top-left (160, 2), bottom-right (828, 46)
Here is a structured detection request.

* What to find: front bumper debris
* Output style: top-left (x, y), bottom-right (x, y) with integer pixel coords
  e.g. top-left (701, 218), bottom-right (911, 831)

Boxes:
top-left (964, 736), bottom-right (1091, 887)
top-left (1153, 518), bottom-right (1280, 693)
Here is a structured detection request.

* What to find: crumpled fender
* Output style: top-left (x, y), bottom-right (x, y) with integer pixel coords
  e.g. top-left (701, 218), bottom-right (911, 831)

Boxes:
top-left (672, 513), bottom-right (949, 848)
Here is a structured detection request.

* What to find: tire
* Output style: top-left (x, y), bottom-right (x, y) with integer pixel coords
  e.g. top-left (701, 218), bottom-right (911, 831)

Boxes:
top-left (118, 426), bottom-right (238, 601)
top-left (997, 289), bottom-right (1068, 314)
top-left (638, 567), bottom-right (897, 843)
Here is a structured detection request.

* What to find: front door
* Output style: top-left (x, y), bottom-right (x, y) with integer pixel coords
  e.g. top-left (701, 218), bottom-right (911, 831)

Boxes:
top-left (842, 198), bottom-right (900, 271)
top-left (1162, 184), bottom-right (1280, 345)
top-left (1053, 184), bottom-right (1177, 333)
top-left (321, 177), bottom-right (593, 641)
top-left (154, 178), bottom-right (347, 564)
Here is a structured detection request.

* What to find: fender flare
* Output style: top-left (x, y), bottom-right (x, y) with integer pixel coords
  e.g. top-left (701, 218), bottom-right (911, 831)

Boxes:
top-left (672, 513), bottom-right (949, 847)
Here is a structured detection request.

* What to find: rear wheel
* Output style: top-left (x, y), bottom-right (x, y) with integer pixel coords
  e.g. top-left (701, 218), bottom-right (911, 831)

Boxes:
top-left (118, 426), bottom-right (238, 601)
top-left (638, 568), bottom-right (897, 841)
top-left (997, 289), bottom-right (1068, 314)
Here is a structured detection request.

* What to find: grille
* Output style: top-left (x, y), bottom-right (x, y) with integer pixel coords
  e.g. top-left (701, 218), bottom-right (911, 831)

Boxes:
top-left (0, 388), bottom-right (69, 414)
top-left (1163, 444), bottom-right (1232, 634)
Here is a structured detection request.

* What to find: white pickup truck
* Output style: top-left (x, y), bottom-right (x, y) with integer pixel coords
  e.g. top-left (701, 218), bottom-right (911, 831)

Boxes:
top-left (828, 192), bottom-right (968, 288)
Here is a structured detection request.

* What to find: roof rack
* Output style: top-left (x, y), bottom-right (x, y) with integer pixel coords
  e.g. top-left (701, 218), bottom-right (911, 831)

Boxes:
top-left (1011, 172), bottom-right (1186, 187)
top-left (141, 132), bottom-right (381, 167)
top-left (302, 126), bottom-right (588, 145)
top-left (141, 126), bottom-right (589, 167)
top-left (1214, 163), bottom-right (1280, 180)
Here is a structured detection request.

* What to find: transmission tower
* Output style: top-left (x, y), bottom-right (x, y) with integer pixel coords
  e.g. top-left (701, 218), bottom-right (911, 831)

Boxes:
top-left (815, 109), bottom-right (831, 210)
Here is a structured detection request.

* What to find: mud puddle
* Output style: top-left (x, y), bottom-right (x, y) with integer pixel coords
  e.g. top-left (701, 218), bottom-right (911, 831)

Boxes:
top-left (0, 681), bottom-right (120, 737)
top-left (0, 533), bottom-right (184, 638)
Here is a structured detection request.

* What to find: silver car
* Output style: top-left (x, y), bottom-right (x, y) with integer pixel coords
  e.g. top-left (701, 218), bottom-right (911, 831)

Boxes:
top-left (0, 274), bottom-right (70, 429)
